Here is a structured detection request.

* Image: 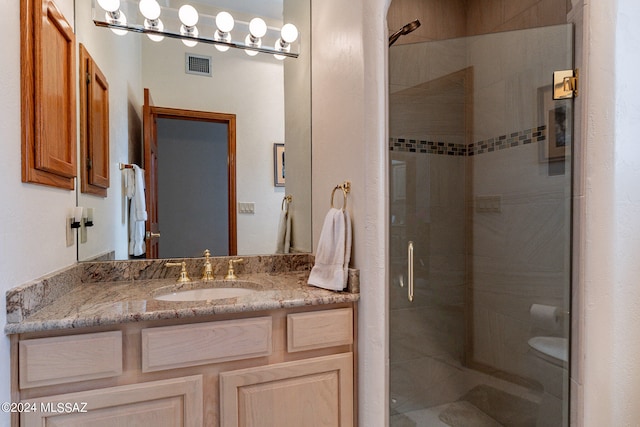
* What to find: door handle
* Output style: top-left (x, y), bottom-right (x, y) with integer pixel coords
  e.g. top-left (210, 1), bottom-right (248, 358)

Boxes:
top-left (146, 231), bottom-right (161, 239)
top-left (408, 241), bottom-right (414, 302)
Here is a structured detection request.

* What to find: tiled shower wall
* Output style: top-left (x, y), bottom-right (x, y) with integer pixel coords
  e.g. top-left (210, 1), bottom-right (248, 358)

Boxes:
top-left (389, 25), bottom-right (572, 383)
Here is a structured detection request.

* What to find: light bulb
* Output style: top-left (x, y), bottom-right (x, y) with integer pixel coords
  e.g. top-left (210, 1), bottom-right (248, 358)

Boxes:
top-left (139, 0), bottom-right (161, 21)
top-left (249, 18), bottom-right (267, 38)
top-left (215, 44), bottom-right (230, 52)
top-left (214, 29), bottom-right (231, 51)
top-left (245, 33), bottom-right (261, 48)
top-left (145, 18), bottom-right (164, 42)
top-left (245, 48), bottom-right (259, 56)
top-left (106, 9), bottom-right (127, 36)
top-left (97, 0), bottom-right (120, 12)
top-left (180, 24), bottom-right (199, 46)
top-left (274, 53), bottom-right (286, 61)
top-left (178, 4), bottom-right (199, 27)
top-left (216, 11), bottom-right (234, 33)
top-left (182, 38), bottom-right (198, 47)
top-left (281, 23), bottom-right (298, 43)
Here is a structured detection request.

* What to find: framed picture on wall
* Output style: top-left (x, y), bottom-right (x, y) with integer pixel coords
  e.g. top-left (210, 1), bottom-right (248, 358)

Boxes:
top-left (538, 85), bottom-right (571, 162)
top-left (273, 143), bottom-right (285, 187)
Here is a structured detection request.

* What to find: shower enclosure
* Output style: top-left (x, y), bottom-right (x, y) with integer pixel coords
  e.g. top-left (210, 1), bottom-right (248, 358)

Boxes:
top-left (389, 25), bottom-right (573, 426)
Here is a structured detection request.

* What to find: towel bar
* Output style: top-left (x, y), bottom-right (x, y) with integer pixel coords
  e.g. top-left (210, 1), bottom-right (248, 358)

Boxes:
top-left (331, 181), bottom-right (351, 211)
top-left (119, 162), bottom-right (134, 170)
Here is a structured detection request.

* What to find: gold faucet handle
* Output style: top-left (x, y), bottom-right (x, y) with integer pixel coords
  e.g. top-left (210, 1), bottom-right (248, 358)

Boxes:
top-left (165, 261), bottom-right (192, 283)
top-left (224, 258), bottom-right (244, 280)
top-left (201, 249), bottom-right (214, 281)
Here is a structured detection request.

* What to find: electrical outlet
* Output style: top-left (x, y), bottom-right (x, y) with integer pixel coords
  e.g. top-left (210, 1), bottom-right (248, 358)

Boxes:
top-left (475, 195), bottom-right (502, 213)
top-left (66, 217), bottom-right (74, 247)
top-left (238, 202), bottom-right (255, 214)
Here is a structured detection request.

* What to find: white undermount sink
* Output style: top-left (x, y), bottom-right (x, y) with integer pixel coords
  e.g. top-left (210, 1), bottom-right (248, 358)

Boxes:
top-left (154, 286), bottom-right (256, 302)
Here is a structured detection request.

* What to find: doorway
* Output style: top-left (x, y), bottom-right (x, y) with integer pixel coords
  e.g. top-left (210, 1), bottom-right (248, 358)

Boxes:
top-left (144, 104), bottom-right (237, 258)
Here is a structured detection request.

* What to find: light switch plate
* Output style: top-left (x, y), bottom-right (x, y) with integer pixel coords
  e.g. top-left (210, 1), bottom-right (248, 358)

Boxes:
top-left (66, 217), bottom-right (74, 247)
top-left (238, 202), bottom-right (255, 214)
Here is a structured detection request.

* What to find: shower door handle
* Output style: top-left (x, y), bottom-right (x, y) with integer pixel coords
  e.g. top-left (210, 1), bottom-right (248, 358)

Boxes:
top-left (408, 241), bottom-right (414, 302)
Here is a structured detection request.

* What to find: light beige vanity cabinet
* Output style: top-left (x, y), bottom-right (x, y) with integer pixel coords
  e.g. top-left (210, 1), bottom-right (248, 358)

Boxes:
top-left (11, 304), bottom-right (356, 427)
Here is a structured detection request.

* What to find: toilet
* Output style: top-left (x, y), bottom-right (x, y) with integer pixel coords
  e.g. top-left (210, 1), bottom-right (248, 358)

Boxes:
top-left (528, 336), bottom-right (568, 426)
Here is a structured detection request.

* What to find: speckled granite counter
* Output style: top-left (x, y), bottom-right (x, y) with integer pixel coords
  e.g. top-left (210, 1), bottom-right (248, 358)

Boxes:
top-left (5, 254), bottom-right (359, 334)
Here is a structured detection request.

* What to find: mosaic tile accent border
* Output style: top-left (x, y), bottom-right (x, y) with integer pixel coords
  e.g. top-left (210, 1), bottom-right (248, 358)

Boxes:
top-left (390, 138), bottom-right (467, 156)
top-left (390, 125), bottom-right (547, 157)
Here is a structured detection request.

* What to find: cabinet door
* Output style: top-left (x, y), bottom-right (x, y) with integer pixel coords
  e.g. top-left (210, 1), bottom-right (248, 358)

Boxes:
top-left (79, 44), bottom-right (110, 196)
top-left (220, 353), bottom-right (353, 427)
top-left (21, 376), bottom-right (203, 427)
top-left (21, 0), bottom-right (76, 189)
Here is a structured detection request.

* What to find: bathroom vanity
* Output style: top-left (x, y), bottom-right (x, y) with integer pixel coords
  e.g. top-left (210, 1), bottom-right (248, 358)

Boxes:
top-left (5, 255), bottom-right (359, 426)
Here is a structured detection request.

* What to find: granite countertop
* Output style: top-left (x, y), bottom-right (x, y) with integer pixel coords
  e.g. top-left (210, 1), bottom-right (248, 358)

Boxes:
top-left (5, 255), bottom-right (360, 335)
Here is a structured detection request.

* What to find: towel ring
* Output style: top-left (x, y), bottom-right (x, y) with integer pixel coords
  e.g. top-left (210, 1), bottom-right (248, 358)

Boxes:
top-left (281, 195), bottom-right (292, 210)
top-left (330, 181), bottom-right (351, 211)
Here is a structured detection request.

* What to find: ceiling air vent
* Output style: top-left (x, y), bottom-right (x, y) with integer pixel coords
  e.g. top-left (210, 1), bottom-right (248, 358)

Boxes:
top-left (185, 53), bottom-right (212, 77)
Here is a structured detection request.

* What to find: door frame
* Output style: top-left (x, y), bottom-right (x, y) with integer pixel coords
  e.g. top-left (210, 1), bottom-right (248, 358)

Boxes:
top-left (147, 106), bottom-right (238, 256)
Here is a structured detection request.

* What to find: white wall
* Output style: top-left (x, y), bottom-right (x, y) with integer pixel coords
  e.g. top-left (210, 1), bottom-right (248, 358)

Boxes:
top-left (312, 0), bottom-right (390, 424)
top-left (580, 0), bottom-right (640, 424)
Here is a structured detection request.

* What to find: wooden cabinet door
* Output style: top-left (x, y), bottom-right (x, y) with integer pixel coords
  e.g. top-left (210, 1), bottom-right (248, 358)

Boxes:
top-left (79, 44), bottom-right (110, 196)
top-left (220, 353), bottom-right (354, 427)
top-left (21, 0), bottom-right (76, 189)
top-left (21, 376), bottom-right (203, 427)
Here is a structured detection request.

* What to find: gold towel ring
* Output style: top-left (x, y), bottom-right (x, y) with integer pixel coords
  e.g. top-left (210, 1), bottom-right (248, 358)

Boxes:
top-left (281, 195), bottom-right (292, 210)
top-left (330, 181), bottom-right (351, 211)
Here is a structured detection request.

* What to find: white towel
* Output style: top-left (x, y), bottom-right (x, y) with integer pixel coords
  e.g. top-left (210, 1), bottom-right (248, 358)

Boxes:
top-left (276, 200), bottom-right (292, 254)
top-left (307, 208), bottom-right (352, 291)
top-left (128, 165), bottom-right (147, 256)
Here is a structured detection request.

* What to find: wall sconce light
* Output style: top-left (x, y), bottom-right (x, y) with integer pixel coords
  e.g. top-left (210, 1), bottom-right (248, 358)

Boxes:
top-left (179, 4), bottom-right (199, 47)
top-left (92, 0), bottom-right (300, 58)
top-left (274, 23), bottom-right (299, 60)
top-left (97, 0), bottom-right (128, 36)
top-left (244, 17), bottom-right (266, 56)
top-left (139, 0), bottom-right (164, 42)
top-left (214, 11), bottom-right (234, 52)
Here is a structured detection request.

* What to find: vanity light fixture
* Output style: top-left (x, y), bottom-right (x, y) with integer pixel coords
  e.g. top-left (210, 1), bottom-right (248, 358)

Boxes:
top-left (213, 11), bottom-right (234, 52)
top-left (179, 4), bottom-right (199, 47)
top-left (97, 0), bottom-right (128, 35)
top-left (92, 0), bottom-right (300, 58)
top-left (244, 17), bottom-right (267, 56)
top-left (274, 23), bottom-right (299, 60)
top-left (139, 0), bottom-right (164, 42)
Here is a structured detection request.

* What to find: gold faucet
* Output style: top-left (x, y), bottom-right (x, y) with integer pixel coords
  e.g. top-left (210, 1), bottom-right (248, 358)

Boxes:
top-left (164, 261), bottom-right (192, 283)
top-left (224, 258), bottom-right (244, 280)
top-left (201, 249), bottom-right (215, 281)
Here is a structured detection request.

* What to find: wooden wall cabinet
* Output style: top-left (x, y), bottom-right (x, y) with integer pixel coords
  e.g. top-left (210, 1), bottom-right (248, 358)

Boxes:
top-left (21, 0), bottom-right (77, 190)
top-left (79, 44), bottom-right (110, 197)
top-left (12, 304), bottom-right (357, 427)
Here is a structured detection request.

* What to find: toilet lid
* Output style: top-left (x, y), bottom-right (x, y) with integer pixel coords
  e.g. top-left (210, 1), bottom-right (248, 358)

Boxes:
top-left (528, 336), bottom-right (568, 363)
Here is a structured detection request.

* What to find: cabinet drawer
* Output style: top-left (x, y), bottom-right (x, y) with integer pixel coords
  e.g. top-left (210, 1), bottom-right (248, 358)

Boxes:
top-left (142, 317), bottom-right (272, 372)
top-left (287, 308), bottom-right (353, 352)
top-left (19, 331), bottom-right (122, 389)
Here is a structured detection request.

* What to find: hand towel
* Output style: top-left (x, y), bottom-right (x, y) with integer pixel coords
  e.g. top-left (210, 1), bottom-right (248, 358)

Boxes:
top-left (128, 165), bottom-right (147, 256)
top-left (307, 208), bottom-right (352, 291)
top-left (276, 199), bottom-right (292, 254)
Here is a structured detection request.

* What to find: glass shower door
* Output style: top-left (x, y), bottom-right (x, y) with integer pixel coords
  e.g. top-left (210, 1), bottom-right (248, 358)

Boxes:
top-left (389, 25), bottom-right (573, 427)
